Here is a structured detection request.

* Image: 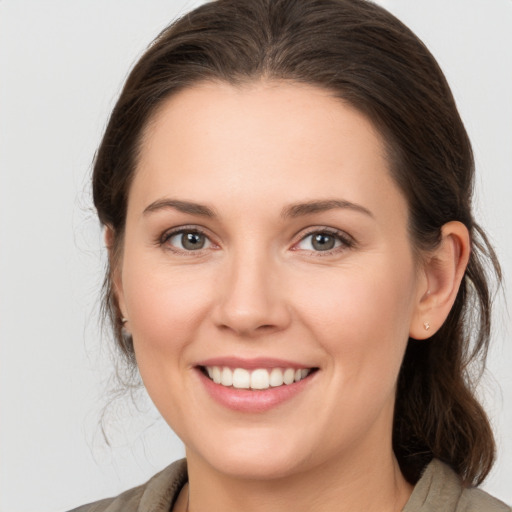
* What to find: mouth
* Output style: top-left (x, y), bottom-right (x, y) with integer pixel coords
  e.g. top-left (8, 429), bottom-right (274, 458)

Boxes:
top-left (194, 358), bottom-right (319, 412)
top-left (198, 365), bottom-right (318, 390)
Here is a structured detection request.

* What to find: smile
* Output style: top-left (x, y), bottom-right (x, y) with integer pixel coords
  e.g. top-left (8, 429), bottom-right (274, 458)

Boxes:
top-left (195, 359), bottom-right (319, 412)
top-left (203, 366), bottom-right (313, 390)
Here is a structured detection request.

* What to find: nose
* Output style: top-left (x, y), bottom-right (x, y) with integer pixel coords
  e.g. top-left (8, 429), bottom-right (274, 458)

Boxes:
top-left (212, 249), bottom-right (292, 338)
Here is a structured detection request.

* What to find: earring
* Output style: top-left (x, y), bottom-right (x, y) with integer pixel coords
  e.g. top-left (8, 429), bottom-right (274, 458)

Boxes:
top-left (121, 317), bottom-right (131, 341)
top-left (423, 321), bottom-right (430, 331)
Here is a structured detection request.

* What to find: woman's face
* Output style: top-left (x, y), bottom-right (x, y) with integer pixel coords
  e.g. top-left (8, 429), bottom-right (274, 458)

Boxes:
top-left (116, 81), bottom-right (427, 479)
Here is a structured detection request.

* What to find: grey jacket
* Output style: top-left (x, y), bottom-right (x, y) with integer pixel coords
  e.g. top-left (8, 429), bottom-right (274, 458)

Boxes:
top-left (68, 458), bottom-right (511, 512)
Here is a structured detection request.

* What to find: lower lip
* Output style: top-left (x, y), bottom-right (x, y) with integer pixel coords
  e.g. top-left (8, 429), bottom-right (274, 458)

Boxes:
top-left (197, 369), bottom-right (316, 413)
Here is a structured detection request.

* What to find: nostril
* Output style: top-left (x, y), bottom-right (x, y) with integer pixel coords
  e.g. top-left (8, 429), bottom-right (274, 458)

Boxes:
top-left (217, 322), bottom-right (282, 337)
top-left (212, 283), bottom-right (292, 336)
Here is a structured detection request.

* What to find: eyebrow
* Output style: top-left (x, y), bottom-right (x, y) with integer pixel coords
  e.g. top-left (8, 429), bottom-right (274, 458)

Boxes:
top-left (143, 199), bottom-right (216, 217)
top-left (142, 198), bottom-right (373, 219)
top-left (281, 199), bottom-right (374, 219)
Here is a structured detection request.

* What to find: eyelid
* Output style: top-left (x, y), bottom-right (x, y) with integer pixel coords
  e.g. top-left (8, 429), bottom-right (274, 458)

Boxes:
top-left (291, 227), bottom-right (355, 254)
top-left (156, 224), bottom-right (355, 255)
top-left (158, 225), bottom-right (218, 253)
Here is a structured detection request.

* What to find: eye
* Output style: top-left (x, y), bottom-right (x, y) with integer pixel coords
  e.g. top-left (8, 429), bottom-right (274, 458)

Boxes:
top-left (163, 229), bottom-right (212, 251)
top-left (295, 230), bottom-right (353, 253)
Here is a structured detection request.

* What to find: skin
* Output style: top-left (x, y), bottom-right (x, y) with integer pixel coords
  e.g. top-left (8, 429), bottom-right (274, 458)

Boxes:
top-left (111, 81), bottom-right (470, 512)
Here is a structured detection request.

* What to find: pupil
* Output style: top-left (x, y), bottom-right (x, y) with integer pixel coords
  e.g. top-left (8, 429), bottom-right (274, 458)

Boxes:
top-left (182, 232), bottom-right (205, 250)
top-left (312, 233), bottom-right (334, 251)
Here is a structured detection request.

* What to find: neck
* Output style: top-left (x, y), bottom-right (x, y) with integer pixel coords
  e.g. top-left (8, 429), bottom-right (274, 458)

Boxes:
top-left (180, 444), bottom-right (412, 512)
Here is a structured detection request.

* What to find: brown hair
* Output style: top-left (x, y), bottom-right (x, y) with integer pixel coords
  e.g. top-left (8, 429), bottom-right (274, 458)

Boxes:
top-left (93, 0), bottom-right (501, 485)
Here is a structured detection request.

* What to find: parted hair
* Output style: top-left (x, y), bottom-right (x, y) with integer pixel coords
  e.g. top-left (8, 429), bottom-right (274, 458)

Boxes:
top-left (93, 0), bottom-right (501, 485)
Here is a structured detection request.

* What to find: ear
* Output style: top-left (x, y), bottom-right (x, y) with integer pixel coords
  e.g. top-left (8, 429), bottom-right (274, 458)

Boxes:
top-left (104, 225), bottom-right (128, 321)
top-left (409, 221), bottom-right (470, 340)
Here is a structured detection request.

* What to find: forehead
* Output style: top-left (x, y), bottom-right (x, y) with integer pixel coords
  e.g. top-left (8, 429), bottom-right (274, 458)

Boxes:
top-left (142, 80), bottom-right (386, 158)
top-left (132, 80), bottom-right (405, 224)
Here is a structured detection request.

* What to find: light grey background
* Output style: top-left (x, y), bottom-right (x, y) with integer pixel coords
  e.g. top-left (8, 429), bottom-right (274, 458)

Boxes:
top-left (0, 1), bottom-right (510, 511)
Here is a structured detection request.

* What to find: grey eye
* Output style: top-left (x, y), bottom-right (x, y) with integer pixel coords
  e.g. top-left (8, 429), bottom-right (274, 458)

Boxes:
top-left (168, 231), bottom-right (210, 251)
top-left (296, 231), bottom-right (346, 252)
top-left (311, 233), bottom-right (336, 251)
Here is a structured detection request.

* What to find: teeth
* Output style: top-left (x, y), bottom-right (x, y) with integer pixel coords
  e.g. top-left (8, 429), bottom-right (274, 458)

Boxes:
top-left (221, 367), bottom-right (233, 387)
top-left (269, 368), bottom-right (284, 387)
top-left (232, 368), bottom-right (250, 389)
top-left (283, 368), bottom-right (295, 385)
top-left (251, 369), bottom-right (269, 390)
top-left (204, 366), bottom-right (311, 390)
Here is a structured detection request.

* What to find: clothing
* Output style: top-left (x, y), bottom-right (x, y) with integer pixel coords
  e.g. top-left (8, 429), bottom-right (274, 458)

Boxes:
top-left (68, 458), bottom-right (510, 512)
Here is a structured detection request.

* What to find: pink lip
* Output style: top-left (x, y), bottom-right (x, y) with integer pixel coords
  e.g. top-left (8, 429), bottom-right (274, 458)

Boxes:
top-left (194, 365), bottom-right (317, 413)
top-left (195, 356), bottom-right (310, 370)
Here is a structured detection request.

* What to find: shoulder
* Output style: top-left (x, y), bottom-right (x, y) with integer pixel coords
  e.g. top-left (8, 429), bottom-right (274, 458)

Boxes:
top-left (459, 487), bottom-right (512, 512)
top-left (66, 459), bottom-right (187, 512)
top-left (405, 459), bottom-right (511, 512)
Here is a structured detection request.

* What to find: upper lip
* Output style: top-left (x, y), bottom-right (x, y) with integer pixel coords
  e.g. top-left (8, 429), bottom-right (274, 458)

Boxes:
top-left (195, 356), bottom-right (315, 370)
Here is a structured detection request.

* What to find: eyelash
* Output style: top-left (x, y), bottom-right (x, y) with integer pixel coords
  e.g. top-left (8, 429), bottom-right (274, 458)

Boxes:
top-left (158, 226), bottom-right (355, 256)
top-left (293, 228), bottom-right (355, 256)
top-left (159, 226), bottom-right (214, 255)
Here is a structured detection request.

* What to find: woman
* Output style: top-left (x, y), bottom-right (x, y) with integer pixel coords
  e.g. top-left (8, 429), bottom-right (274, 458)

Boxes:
top-left (71, 0), bottom-right (509, 510)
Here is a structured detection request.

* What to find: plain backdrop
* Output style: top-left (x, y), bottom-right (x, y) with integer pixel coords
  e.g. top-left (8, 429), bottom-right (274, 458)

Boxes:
top-left (0, 1), bottom-right (511, 511)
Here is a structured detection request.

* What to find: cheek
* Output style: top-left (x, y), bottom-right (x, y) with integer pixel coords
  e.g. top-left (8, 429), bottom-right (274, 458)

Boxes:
top-left (119, 254), bottom-right (218, 423)
top-left (120, 252), bottom-right (214, 362)
top-left (293, 256), bottom-right (417, 379)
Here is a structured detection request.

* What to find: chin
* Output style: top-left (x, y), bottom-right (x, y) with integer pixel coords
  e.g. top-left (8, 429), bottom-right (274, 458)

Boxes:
top-left (210, 452), bottom-right (308, 481)
top-left (189, 426), bottom-right (315, 480)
